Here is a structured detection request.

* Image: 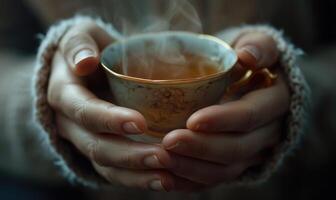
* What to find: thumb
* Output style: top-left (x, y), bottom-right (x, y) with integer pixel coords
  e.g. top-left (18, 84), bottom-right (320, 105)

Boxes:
top-left (60, 24), bottom-right (114, 76)
top-left (61, 31), bottom-right (100, 76)
top-left (234, 32), bottom-right (279, 69)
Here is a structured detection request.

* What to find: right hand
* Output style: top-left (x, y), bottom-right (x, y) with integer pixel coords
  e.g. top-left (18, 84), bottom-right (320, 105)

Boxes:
top-left (48, 22), bottom-right (199, 191)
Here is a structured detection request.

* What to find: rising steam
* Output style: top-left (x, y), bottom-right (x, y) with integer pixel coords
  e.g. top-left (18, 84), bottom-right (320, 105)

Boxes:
top-left (100, 0), bottom-right (214, 80)
top-left (100, 0), bottom-right (203, 35)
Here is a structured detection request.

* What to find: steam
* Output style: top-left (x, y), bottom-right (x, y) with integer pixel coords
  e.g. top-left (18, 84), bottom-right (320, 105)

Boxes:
top-left (100, 0), bottom-right (212, 80)
top-left (101, 0), bottom-right (203, 35)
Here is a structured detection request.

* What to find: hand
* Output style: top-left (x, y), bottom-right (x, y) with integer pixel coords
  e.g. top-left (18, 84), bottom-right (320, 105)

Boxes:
top-left (161, 31), bottom-right (290, 187)
top-left (48, 22), bottom-right (192, 191)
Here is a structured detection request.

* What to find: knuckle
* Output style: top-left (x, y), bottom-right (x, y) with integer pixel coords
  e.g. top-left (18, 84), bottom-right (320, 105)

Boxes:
top-left (73, 97), bottom-right (96, 128)
top-left (62, 32), bottom-right (95, 55)
top-left (74, 103), bottom-right (90, 126)
top-left (66, 32), bottom-right (90, 46)
top-left (100, 104), bottom-right (118, 132)
top-left (86, 138), bottom-right (101, 164)
top-left (115, 144), bottom-right (139, 169)
top-left (116, 151), bottom-right (139, 169)
top-left (102, 117), bottom-right (115, 133)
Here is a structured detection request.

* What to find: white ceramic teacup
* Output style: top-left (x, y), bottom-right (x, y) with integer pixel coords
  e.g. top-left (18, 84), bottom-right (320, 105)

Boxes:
top-left (101, 31), bottom-right (276, 143)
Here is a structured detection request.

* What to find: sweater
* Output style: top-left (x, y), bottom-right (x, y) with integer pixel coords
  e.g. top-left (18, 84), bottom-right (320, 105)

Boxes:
top-left (33, 16), bottom-right (310, 189)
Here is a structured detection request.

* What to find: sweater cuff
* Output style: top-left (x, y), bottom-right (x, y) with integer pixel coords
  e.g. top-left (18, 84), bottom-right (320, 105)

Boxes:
top-left (33, 15), bottom-right (121, 187)
top-left (216, 25), bottom-right (311, 184)
top-left (34, 21), bottom-right (310, 187)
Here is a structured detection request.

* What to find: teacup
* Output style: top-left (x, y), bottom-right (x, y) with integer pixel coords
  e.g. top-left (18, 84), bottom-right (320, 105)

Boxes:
top-left (100, 31), bottom-right (276, 143)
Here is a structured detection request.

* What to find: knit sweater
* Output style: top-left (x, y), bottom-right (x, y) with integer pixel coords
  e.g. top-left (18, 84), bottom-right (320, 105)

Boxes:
top-left (33, 15), bottom-right (310, 188)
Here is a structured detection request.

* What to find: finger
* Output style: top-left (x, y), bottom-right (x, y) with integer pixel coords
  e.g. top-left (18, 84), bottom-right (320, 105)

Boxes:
top-left (59, 22), bottom-right (114, 76)
top-left (234, 32), bottom-right (279, 69)
top-left (93, 162), bottom-right (207, 192)
top-left (57, 115), bottom-right (205, 191)
top-left (49, 52), bottom-right (146, 134)
top-left (92, 163), bottom-right (174, 191)
top-left (56, 114), bottom-right (174, 169)
top-left (168, 153), bottom-right (252, 185)
top-left (187, 74), bottom-right (289, 132)
top-left (163, 121), bottom-right (281, 164)
top-left (172, 175), bottom-right (208, 192)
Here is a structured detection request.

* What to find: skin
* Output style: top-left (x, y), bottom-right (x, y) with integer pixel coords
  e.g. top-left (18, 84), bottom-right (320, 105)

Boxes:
top-left (48, 22), bottom-right (289, 192)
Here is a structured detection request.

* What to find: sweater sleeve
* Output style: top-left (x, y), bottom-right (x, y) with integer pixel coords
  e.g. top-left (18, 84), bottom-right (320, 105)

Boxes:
top-left (33, 15), bottom-right (122, 187)
top-left (34, 19), bottom-right (310, 188)
top-left (215, 25), bottom-right (311, 184)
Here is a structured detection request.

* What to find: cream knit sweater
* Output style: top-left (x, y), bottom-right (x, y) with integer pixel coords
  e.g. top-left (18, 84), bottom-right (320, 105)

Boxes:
top-left (33, 16), bottom-right (310, 188)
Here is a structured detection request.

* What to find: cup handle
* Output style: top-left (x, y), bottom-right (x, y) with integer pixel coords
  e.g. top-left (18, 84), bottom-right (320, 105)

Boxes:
top-left (226, 63), bottom-right (278, 96)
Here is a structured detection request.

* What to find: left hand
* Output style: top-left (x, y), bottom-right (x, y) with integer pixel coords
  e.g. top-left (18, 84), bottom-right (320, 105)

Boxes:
top-left (162, 31), bottom-right (290, 188)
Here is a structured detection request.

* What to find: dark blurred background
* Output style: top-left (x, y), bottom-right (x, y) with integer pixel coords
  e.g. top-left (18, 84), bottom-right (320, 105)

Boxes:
top-left (1, 0), bottom-right (335, 55)
top-left (0, 0), bottom-right (336, 199)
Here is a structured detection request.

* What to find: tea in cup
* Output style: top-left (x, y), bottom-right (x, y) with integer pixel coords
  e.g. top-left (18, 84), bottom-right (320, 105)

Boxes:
top-left (100, 31), bottom-right (275, 143)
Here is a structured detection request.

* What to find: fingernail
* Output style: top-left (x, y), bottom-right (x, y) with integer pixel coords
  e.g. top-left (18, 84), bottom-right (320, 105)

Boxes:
top-left (165, 142), bottom-right (180, 150)
top-left (240, 45), bottom-right (261, 61)
top-left (74, 49), bottom-right (95, 65)
top-left (149, 180), bottom-right (165, 191)
top-left (143, 155), bottom-right (164, 168)
top-left (194, 123), bottom-right (208, 131)
top-left (122, 122), bottom-right (143, 134)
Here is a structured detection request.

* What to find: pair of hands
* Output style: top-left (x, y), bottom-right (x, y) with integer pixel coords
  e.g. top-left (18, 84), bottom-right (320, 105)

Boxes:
top-left (48, 22), bottom-right (289, 191)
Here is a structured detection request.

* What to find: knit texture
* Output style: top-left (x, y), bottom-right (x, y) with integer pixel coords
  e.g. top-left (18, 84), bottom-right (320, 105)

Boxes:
top-left (33, 16), bottom-right (121, 187)
top-left (216, 25), bottom-right (310, 184)
top-left (33, 17), bottom-right (310, 187)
